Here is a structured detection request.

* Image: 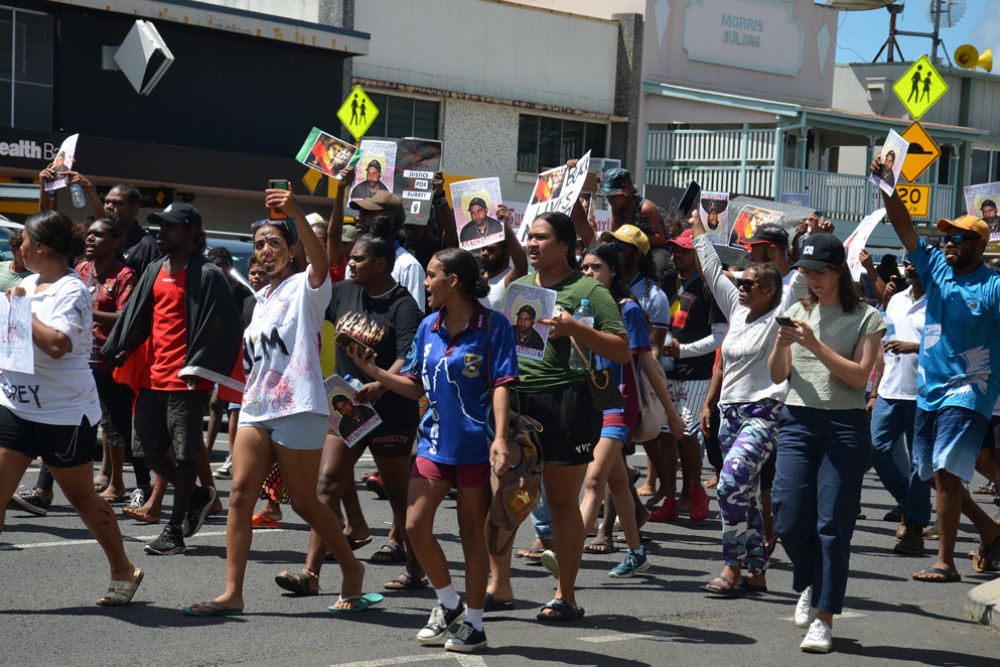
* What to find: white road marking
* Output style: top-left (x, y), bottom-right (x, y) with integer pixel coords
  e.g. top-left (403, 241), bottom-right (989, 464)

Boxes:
top-left (580, 630), bottom-right (679, 643)
top-left (331, 654), bottom-right (485, 667)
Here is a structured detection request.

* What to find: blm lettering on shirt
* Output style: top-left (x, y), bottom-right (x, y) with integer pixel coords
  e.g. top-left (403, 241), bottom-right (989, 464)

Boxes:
top-left (243, 327), bottom-right (290, 373)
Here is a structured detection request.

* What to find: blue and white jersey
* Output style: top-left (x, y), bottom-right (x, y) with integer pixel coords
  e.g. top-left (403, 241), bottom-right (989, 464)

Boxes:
top-left (629, 274), bottom-right (670, 330)
top-left (909, 239), bottom-right (1000, 416)
top-left (402, 305), bottom-right (518, 465)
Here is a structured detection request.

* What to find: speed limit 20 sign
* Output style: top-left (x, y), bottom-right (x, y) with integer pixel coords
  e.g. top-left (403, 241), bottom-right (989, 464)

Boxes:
top-left (895, 184), bottom-right (930, 219)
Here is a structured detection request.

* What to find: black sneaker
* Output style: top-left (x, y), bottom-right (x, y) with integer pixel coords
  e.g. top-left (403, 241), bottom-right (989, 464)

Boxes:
top-left (144, 524), bottom-right (186, 555)
top-left (182, 486), bottom-right (217, 538)
top-left (444, 621), bottom-right (487, 652)
top-left (8, 486), bottom-right (50, 517)
top-left (416, 603), bottom-right (465, 645)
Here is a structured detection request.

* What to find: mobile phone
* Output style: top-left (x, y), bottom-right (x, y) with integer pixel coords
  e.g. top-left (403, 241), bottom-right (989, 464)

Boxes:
top-left (775, 316), bottom-right (795, 327)
top-left (268, 179), bottom-right (289, 218)
top-left (678, 180), bottom-right (701, 216)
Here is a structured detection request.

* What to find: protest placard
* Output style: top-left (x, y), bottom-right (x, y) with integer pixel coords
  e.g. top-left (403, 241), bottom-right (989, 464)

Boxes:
top-left (844, 208), bottom-right (886, 281)
top-left (699, 192), bottom-right (730, 245)
top-left (502, 283), bottom-right (556, 360)
top-left (731, 204), bottom-right (782, 246)
top-left (296, 127), bottom-right (358, 179)
top-left (44, 134), bottom-right (80, 191)
top-left (869, 130), bottom-right (909, 196)
top-left (517, 151), bottom-right (591, 244)
top-left (350, 140), bottom-right (397, 201)
top-left (451, 177), bottom-right (505, 250)
top-left (0, 296), bottom-right (34, 373)
top-left (396, 139), bottom-right (442, 226)
top-left (324, 374), bottom-right (382, 448)
top-left (964, 182), bottom-right (1000, 242)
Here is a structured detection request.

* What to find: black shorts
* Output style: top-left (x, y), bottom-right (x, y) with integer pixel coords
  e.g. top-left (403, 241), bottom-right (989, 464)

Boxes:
top-left (522, 381), bottom-right (600, 466)
top-left (0, 405), bottom-right (97, 468)
top-left (980, 415), bottom-right (1000, 450)
top-left (132, 389), bottom-right (210, 461)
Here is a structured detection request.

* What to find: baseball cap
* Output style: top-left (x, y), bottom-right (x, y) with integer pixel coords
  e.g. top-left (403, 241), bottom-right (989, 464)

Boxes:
top-left (792, 233), bottom-right (845, 271)
top-left (348, 190), bottom-right (403, 212)
top-left (936, 214), bottom-right (990, 242)
top-left (147, 202), bottom-right (202, 228)
top-left (597, 168), bottom-right (638, 197)
top-left (747, 223), bottom-right (789, 247)
top-left (666, 228), bottom-right (695, 250)
top-left (600, 224), bottom-right (650, 255)
top-left (342, 224), bottom-right (357, 244)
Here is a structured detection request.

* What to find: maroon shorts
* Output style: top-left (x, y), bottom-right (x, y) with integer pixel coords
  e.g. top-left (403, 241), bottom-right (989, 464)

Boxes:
top-left (411, 456), bottom-right (490, 488)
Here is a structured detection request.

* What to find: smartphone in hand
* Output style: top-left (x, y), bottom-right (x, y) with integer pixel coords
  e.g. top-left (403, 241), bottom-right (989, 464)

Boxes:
top-left (775, 316), bottom-right (795, 327)
top-left (678, 181), bottom-right (701, 216)
top-left (268, 178), bottom-right (289, 219)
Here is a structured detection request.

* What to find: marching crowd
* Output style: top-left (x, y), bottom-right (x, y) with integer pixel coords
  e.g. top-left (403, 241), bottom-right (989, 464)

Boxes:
top-left (1, 157), bottom-right (999, 655)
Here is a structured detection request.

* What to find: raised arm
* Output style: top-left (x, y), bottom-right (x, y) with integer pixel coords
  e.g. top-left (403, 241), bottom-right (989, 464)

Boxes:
top-left (266, 187), bottom-right (328, 288)
top-left (326, 165), bottom-right (353, 271)
top-left (433, 171), bottom-right (459, 249)
top-left (689, 208), bottom-right (738, 319)
top-left (872, 157), bottom-right (919, 253)
top-left (497, 204), bottom-right (528, 286)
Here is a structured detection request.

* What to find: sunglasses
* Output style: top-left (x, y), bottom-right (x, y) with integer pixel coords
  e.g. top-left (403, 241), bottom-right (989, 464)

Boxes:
top-left (944, 233), bottom-right (978, 245)
top-left (606, 240), bottom-right (629, 252)
top-left (252, 218), bottom-right (290, 230)
top-left (736, 279), bottom-right (759, 291)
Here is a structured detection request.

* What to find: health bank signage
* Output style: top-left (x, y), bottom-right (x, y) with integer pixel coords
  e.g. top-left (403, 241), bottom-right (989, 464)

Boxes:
top-left (683, 0), bottom-right (804, 77)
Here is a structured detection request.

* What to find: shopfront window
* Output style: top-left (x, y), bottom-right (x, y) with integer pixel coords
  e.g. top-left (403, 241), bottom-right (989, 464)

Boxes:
top-left (517, 114), bottom-right (606, 173)
top-left (0, 6), bottom-right (54, 130)
top-left (365, 93), bottom-right (439, 140)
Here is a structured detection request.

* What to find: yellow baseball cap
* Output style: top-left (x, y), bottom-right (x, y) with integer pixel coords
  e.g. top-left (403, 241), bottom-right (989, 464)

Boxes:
top-left (599, 224), bottom-right (650, 255)
top-left (937, 214), bottom-right (990, 241)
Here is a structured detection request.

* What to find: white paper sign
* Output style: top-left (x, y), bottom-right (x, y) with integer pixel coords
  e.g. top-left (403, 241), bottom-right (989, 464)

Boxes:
top-left (844, 208), bottom-right (886, 281)
top-left (324, 374), bottom-right (382, 448)
top-left (0, 296), bottom-right (34, 373)
top-left (44, 134), bottom-right (79, 191)
top-left (517, 151), bottom-right (591, 244)
top-left (502, 283), bottom-right (557, 360)
top-left (869, 130), bottom-right (909, 196)
top-left (451, 177), bottom-right (505, 251)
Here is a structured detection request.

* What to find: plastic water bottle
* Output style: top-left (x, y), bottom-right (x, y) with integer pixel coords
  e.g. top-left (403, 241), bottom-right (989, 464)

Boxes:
top-left (70, 183), bottom-right (86, 208)
top-left (568, 299), bottom-right (594, 370)
top-left (661, 330), bottom-right (676, 373)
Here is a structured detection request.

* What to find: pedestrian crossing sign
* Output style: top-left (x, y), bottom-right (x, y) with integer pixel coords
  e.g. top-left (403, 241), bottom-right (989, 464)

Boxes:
top-left (892, 55), bottom-right (948, 121)
top-left (337, 85), bottom-right (379, 141)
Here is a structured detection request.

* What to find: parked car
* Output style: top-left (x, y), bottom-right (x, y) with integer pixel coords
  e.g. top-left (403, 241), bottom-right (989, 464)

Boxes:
top-left (0, 218), bottom-right (25, 263)
top-left (204, 231), bottom-right (254, 288)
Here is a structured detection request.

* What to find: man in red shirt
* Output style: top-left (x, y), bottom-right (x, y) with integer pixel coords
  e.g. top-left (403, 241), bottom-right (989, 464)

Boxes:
top-left (103, 203), bottom-right (242, 555)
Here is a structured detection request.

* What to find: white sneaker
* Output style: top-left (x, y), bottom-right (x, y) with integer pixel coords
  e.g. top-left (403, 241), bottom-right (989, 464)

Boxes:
top-left (794, 586), bottom-right (817, 628)
top-left (213, 455), bottom-right (233, 480)
top-left (800, 618), bottom-right (833, 653)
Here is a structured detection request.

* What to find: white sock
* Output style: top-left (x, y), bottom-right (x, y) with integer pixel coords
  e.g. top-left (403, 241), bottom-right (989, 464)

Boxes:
top-left (435, 584), bottom-right (460, 611)
top-left (631, 546), bottom-right (645, 556)
top-left (464, 607), bottom-right (484, 630)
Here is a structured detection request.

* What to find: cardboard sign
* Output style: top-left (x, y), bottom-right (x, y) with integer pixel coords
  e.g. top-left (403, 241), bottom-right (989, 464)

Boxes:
top-left (517, 151), bottom-right (591, 244)
top-left (869, 130), bottom-right (909, 195)
top-left (502, 283), bottom-right (556, 361)
top-left (325, 374), bottom-right (381, 448)
top-left (395, 138), bottom-right (442, 226)
top-left (699, 191), bottom-right (730, 245)
top-left (44, 134), bottom-right (79, 191)
top-left (0, 296), bottom-right (33, 373)
top-left (963, 182), bottom-right (1000, 241)
top-left (296, 127), bottom-right (358, 179)
top-left (451, 177), bottom-right (504, 250)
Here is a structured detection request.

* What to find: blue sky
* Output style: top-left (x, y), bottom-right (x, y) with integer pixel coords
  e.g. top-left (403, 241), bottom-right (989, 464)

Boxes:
top-left (835, 1), bottom-right (1000, 66)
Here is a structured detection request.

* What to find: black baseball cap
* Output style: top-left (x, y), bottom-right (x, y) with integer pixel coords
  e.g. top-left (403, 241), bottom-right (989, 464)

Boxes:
top-left (793, 233), bottom-right (845, 271)
top-left (148, 202), bottom-right (203, 229)
top-left (747, 223), bottom-right (788, 247)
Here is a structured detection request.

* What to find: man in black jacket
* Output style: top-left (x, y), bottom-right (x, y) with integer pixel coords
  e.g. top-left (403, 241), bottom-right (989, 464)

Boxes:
top-left (103, 203), bottom-right (242, 555)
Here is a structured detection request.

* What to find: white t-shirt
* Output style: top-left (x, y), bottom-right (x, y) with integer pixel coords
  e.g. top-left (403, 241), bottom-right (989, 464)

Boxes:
top-left (241, 271), bottom-right (332, 421)
top-left (879, 286), bottom-right (925, 401)
top-left (0, 273), bottom-right (100, 426)
top-left (393, 245), bottom-right (426, 312)
top-left (479, 266), bottom-right (512, 311)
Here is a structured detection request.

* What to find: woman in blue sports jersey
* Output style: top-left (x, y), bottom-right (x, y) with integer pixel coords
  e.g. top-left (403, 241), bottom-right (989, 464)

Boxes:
top-left (348, 247), bottom-right (518, 653)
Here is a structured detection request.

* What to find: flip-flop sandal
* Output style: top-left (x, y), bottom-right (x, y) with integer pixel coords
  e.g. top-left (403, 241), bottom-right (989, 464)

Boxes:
top-left (274, 570), bottom-right (319, 596)
top-left (912, 566), bottom-right (962, 583)
top-left (182, 601), bottom-right (244, 616)
top-left (370, 542), bottom-right (406, 564)
top-left (540, 550), bottom-right (558, 578)
top-left (329, 592), bottom-right (383, 612)
top-left (99, 494), bottom-right (129, 505)
top-left (347, 534), bottom-right (373, 550)
top-left (701, 577), bottom-right (745, 597)
top-left (536, 598), bottom-right (584, 622)
top-left (972, 535), bottom-right (1000, 573)
top-left (252, 514), bottom-right (284, 528)
top-left (515, 547), bottom-right (545, 560)
top-left (484, 593), bottom-right (514, 612)
top-left (583, 540), bottom-right (617, 554)
top-left (96, 567), bottom-right (143, 606)
top-left (383, 571), bottom-right (428, 591)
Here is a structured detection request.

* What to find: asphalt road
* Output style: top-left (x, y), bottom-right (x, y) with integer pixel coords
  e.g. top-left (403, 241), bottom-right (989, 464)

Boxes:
top-left (1, 439), bottom-right (998, 667)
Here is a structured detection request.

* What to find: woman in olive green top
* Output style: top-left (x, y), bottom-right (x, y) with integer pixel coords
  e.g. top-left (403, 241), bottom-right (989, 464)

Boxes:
top-left (488, 211), bottom-right (628, 622)
top-left (768, 233), bottom-right (885, 654)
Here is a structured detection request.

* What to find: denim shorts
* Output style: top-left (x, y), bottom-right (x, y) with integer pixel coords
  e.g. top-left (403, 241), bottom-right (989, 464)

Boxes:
top-left (912, 406), bottom-right (988, 482)
top-left (238, 412), bottom-right (329, 450)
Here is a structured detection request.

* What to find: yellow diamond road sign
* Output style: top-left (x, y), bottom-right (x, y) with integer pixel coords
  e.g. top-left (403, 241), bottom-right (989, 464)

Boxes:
top-left (900, 121), bottom-right (940, 183)
top-left (337, 85), bottom-right (379, 141)
top-left (892, 55), bottom-right (948, 121)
